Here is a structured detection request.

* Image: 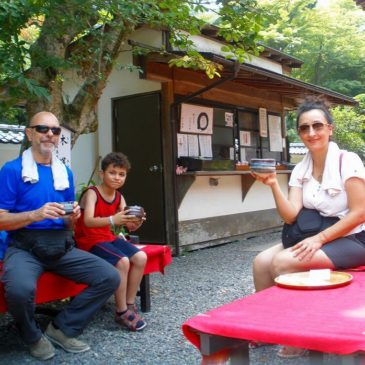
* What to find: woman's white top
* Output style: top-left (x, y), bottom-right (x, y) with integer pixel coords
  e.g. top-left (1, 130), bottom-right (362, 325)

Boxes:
top-left (289, 144), bottom-right (365, 235)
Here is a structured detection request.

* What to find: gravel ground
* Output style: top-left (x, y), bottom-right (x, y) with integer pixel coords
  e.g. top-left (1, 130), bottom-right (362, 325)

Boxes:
top-left (0, 231), bottom-right (351, 364)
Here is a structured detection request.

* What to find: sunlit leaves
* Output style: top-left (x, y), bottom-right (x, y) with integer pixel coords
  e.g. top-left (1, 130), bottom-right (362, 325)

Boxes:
top-left (168, 51), bottom-right (223, 79)
top-left (259, 0), bottom-right (365, 96)
top-left (332, 94), bottom-right (365, 158)
top-left (0, 0), bottom-right (264, 114)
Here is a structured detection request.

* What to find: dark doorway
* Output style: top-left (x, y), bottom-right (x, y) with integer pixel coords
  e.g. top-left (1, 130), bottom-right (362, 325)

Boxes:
top-left (113, 92), bottom-right (166, 244)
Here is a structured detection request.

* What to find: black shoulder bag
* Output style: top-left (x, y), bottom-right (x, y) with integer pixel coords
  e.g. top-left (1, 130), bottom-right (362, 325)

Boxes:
top-left (281, 208), bottom-right (339, 248)
top-left (11, 229), bottom-right (74, 261)
top-left (281, 152), bottom-right (344, 248)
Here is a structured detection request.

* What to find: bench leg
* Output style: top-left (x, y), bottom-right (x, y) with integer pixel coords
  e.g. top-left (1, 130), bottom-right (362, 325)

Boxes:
top-left (309, 351), bottom-right (325, 365)
top-left (140, 274), bottom-right (151, 313)
top-left (230, 344), bottom-right (249, 365)
top-left (199, 334), bottom-right (249, 365)
top-left (340, 354), bottom-right (365, 365)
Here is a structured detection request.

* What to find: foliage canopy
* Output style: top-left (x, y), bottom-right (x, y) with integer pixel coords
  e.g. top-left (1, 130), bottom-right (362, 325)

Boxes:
top-left (0, 0), bottom-right (264, 141)
top-left (258, 0), bottom-right (365, 156)
top-left (259, 0), bottom-right (365, 97)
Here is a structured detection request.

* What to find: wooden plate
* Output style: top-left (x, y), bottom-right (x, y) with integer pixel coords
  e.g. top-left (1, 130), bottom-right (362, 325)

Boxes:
top-left (274, 271), bottom-right (353, 290)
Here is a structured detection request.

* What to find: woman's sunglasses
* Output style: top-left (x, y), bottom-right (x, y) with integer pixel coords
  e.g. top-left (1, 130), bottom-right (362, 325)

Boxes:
top-left (28, 125), bottom-right (62, 135)
top-left (297, 122), bottom-right (330, 135)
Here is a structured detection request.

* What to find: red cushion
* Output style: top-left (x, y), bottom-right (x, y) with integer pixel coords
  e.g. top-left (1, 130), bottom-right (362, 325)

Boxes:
top-left (0, 264), bottom-right (86, 313)
top-left (0, 244), bottom-right (172, 313)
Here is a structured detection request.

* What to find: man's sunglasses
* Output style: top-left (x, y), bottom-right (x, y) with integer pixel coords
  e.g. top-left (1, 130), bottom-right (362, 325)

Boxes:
top-left (297, 122), bottom-right (330, 135)
top-left (28, 125), bottom-right (62, 135)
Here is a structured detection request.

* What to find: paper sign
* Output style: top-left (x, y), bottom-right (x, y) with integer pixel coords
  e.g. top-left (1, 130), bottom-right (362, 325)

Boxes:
top-left (268, 115), bottom-right (283, 152)
top-left (198, 135), bottom-right (212, 158)
top-left (177, 133), bottom-right (189, 157)
top-left (187, 134), bottom-right (199, 157)
top-left (180, 104), bottom-right (213, 135)
top-left (259, 108), bottom-right (268, 138)
top-left (240, 131), bottom-right (251, 146)
top-left (225, 112), bottom-right (234, 127)
top-left (240, 148), bottom-right (246, 162)
top-left (55, 127), bottom-right (72, 167)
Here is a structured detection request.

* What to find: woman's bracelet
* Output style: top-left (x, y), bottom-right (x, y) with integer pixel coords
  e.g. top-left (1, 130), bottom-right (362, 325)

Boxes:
top-left (109, 215), bottom-right (115, 227)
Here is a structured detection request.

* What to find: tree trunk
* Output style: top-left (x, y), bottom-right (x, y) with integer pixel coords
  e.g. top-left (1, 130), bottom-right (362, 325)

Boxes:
top-left (25, 14), bottom-right (135, 147)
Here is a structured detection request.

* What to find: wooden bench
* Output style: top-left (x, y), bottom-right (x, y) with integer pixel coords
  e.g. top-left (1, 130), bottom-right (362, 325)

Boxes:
top-left (134, 244), bottom-right (172, 312)
top-left (0, 243), bottom-right (172, 314)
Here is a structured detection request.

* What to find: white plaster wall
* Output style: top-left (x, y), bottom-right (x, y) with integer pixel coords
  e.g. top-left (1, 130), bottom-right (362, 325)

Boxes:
top-left (0, 144), bottom-right (21, 168)
top-left (62, 27), bottom-right (162, 190)
top-left (178, 174), bottom-right (288, 221)
top-left (71, 132), bottom-right (99, 191)
top-left (97, 28), bottom-right (162, 159)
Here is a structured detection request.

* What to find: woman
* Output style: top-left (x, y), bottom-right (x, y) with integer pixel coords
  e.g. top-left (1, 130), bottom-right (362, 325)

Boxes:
top-left (252, 99), bottom-right (365, 358)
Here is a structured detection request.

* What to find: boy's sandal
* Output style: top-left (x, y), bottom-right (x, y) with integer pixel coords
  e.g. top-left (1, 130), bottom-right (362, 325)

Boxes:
top-left (127, 303), bottom-right (138, 313)
top-left (277, 346), bottom-right (308, 358)
top-left (115, 309), bottom-right (146, 331)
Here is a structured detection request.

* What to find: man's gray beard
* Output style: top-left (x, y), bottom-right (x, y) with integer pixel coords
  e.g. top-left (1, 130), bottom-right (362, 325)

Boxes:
top-left (39, 143), bottom-right (55, 156)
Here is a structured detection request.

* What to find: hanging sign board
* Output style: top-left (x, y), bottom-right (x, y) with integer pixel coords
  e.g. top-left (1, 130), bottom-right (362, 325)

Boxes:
top-left (259, 108), bottom-right (268, 138)
top-left (268, 114), bottom-right (283, 152)
top-left (180, 103), bottom-right (213, 135)
top-left (55, 127), bottom-right (72, 167)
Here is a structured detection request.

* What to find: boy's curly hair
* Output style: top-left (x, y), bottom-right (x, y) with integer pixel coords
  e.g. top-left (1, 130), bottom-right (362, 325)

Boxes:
top-left (101, 152), bottom-right (131, 171)
top-left (296, 95), bottom-right (333, 127)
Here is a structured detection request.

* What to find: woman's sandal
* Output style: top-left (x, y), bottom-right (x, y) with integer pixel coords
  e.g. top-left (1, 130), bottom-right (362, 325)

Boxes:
top-left (115, 309), bottom-right (147, 331)
top-left (277, 346), bottom-right (308, 358)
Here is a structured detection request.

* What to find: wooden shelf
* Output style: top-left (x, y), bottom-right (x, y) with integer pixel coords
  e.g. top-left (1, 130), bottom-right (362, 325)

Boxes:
top-left (180, 170), bottom-right (292, 176)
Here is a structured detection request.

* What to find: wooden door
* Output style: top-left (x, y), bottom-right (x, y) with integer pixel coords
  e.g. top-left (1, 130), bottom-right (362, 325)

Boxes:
top-left (113, 92), bottom-right (166, 243)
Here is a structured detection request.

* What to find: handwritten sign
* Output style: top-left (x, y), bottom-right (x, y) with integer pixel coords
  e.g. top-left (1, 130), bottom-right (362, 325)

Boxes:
top-left (55, 127), bottom-right (72, 166)
top-left (268, 114), bottom-right (283, 152)
top-left (180, 104), bottom-right (213, 135)
top-left (259, 108), bottom-right (268, 137)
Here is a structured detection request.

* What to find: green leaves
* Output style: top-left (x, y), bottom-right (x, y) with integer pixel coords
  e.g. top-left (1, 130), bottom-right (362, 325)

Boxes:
top-left (259, 0), bottom-right (365, 97)
top-left (168, 51), bottom-right (223, 79)
top-left (0, 0), bottom-right (264, 136)
top-left (332, 94), bottom-right (365, 159)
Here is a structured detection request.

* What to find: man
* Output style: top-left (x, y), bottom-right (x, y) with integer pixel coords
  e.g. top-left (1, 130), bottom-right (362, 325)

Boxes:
top-left (0, 112), bottom-right (120, 361)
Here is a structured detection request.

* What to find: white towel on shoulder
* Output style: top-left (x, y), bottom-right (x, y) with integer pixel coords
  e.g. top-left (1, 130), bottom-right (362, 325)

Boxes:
top-left (294, 141), bottom-right (343, 197)
top-left (21, 147), bottom-right (69, 190)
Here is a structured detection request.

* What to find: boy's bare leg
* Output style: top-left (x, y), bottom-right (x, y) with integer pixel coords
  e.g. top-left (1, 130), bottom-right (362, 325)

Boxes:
top-left (114, 257), bottom-right (130, 312)
top-left (126, 251), bottom-right (147, 305)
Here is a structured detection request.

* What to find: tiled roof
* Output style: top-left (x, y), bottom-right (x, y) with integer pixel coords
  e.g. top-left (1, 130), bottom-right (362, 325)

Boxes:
top-left (0, 124), bottom-right (25, 144)
top-left (289, 142), bottom-right (308, 155)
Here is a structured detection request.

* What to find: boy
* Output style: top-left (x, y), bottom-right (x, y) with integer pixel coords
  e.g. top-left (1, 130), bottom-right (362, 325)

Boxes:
top-left (74, 152), bottom-right (147, 331)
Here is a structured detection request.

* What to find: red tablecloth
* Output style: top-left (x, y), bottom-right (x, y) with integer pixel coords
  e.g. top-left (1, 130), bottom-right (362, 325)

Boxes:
top-left (136, 244), bottom-right (172, 275)
top-left (0, 244), bottom-right (172, 313)
top-left (183, 271), bottom-right (365, 355)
